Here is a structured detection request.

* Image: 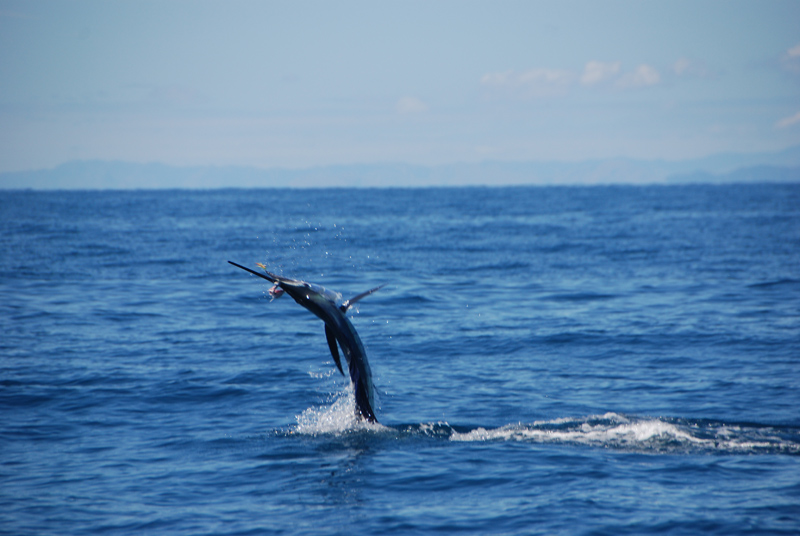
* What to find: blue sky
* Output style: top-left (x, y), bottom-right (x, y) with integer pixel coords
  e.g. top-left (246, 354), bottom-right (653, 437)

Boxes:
top-left (1, 0), bottom-right (799, 174)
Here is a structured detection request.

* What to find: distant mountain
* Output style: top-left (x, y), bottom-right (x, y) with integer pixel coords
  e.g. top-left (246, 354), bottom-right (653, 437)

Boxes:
top-left (2, 145), bottom-right (800, 189)
top-left (667, 165), bottom-right (800, 184)
top-left (0, 161), bottom-right (296, 189)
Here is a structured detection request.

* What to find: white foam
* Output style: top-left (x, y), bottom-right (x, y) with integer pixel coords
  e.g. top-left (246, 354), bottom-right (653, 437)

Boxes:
top-left (450, 416), bottom-right (800, 454)
top-left (594, 420), bottom-right (707, 444)
top-left (288, 404), bottom-right (800, 453)
top-left (531, 412), bottom-right (629, 427)
top-left (451, 415), bottom-right (711, 448)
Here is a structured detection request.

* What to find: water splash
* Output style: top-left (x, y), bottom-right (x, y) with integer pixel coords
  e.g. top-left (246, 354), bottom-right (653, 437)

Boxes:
top-left (293, 385), bottom-right (385, 435)
top-left (287, 403), bottom-right (800, 454)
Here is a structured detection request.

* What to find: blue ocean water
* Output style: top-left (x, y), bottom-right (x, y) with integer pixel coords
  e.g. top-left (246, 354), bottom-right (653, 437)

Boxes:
top-left (1, 184), bottom-right (799, 535)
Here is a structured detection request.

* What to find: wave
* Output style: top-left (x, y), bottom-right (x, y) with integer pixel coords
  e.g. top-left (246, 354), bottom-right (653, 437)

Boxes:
top-left (286, 390), bottom-right (800, 455)
top-left (448, 414), bottom-right (800, 455)
top-left (747, 278), bottom-right (800, 289)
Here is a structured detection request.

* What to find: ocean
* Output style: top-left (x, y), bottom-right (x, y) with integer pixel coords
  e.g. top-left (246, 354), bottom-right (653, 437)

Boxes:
top-left (1, 184), bottom-right (799, 535)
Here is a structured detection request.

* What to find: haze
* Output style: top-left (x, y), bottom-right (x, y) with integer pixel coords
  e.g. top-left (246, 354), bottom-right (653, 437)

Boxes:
top-left (1, 1), bottom-right (799, 184)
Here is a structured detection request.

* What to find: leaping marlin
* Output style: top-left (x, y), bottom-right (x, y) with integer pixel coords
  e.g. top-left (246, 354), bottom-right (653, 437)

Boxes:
top-left (228, 261), bottom-right (384, 423)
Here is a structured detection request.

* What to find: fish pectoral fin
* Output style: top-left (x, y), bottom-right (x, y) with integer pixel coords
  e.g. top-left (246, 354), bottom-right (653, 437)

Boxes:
top-left (324, 324), bottom-right (345, 376)
top-left (341, 284), bottom-right (386, 312)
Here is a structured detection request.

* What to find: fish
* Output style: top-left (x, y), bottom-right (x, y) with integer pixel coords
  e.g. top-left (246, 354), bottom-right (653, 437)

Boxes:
top-left (229, 261), bottom-right (384, 423)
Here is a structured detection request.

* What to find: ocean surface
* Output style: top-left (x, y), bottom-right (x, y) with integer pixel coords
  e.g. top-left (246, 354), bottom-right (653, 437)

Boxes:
top-left (1, 184), bottom-right (799, 535)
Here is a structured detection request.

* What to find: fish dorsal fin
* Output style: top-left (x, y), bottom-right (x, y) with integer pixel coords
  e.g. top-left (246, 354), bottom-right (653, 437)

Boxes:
top-left (340, 284), bottom-right (386, 312)
top-left (324, 323), bottom-right (345, 376)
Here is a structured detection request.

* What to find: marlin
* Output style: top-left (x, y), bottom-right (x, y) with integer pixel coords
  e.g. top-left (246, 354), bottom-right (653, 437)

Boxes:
top-left (228, 261), bottom-right (385, 423)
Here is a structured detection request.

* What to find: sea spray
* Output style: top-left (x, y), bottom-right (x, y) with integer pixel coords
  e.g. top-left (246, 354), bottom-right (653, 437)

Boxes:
top-left (293, 385), bottom-right (385, 435)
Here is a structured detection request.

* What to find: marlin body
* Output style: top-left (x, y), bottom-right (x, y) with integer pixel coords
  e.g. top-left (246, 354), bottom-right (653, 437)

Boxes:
top-left (229, 261), bottom-right (384, 423)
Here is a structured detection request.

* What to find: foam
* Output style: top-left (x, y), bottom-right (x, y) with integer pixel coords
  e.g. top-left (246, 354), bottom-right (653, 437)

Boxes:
top-left (288, 401), bottom-right (800, 454)
top-left (452, 421), bottom-right (701, 445)
top-left (449, 419), bottom-right (703, 446)
top-left (449, 414), bottom-right (799, 453)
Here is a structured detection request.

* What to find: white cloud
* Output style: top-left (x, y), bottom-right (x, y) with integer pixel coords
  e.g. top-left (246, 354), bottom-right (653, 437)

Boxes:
top-left (776, 111), bottom-right (800, 129)
top-left (580, 61), bottom-right (621, 86)
top-left (616, 64), bottom-right (661, 88)
top-left (480, 70), bottom-right (514, 87)
top-left (396, 96), bottom-right (428, 115)
top-left (673, 57), bottom-right (690, 75)
top-left (481, 68), bottom-right (574, 97)
top-left (482, 61), bottom-right (667, 97)
top-left (782, 43), bottom-right (800, 73)
top-left (673, 57), bottom-right (710, 78)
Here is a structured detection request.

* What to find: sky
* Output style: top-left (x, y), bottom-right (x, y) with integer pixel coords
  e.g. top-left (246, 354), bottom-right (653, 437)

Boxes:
top-left (1, 0), bottom-right (799, 174)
